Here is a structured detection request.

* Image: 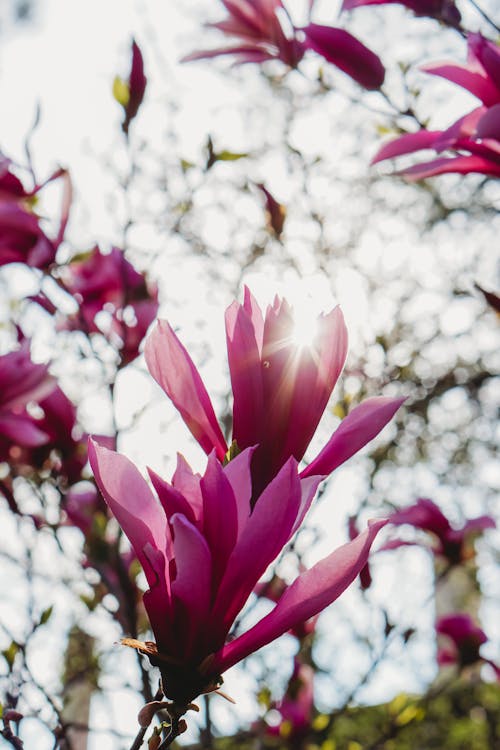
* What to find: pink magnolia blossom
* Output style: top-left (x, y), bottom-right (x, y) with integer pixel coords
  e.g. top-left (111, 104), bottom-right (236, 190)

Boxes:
top-left (373, 34), bottom-right (500, 178)
top-left (0, 342), bottom-right (55, 461)
top-left (60, 246), bottom-right (158, 364)
top-left (145, 287), bottom-right (404, 500)
top-left (89, 437), bottom-right (386, 705)
top-left (341, 0), bottom-right (461, 28)
top-left (0, 156), bottom-right (70, 268)
top-left (181, 0), bottom-right (306, 68)
top-left (182, 1), bottom-right (385, 89)
top-left (385, 497), bottom-right (495, 565)
top-left (437, 614), bottom-right (500, 678)
top-left (116, 39), bottom-right (147, 135)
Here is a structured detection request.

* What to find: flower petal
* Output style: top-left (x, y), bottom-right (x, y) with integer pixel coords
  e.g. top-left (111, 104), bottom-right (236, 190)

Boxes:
top-left (88, 438), bottom-right (169, 588)
top-left (145, 321), bottom-right (227, 460)
top-left (215, 519), bottom-right (386, 672)
top-left (372, 130), bottom-right (441, 165)
top-left (303, 24), bottom-right (385, 90)
top-left (301, 396), bottom-right (404, 478)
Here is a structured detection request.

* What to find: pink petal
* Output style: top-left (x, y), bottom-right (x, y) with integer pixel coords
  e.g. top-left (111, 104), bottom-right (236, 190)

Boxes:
top-left (303, 24), bottom-right (385, 90)
top-left (88, 438), bottom-right (170, 588)
top-left (301, 396), bottom-right (404, 478)
top-left (422, 61), bottom-right (500, 107)
top-left (148, 466), bottom-right (197, 526)
top-left (211, 458), bottom-right (303, 639)
top-left (145, 321), bottom-right (227, 460)
top-left (372, 130), bottom-right (442, 164)
top-left (181, 45), bottom-right (275, 64)
top-left (222, 446), bottom-right (256, 539)
top-left (400, 154), bottom-right (500, 179)
top-left (476, 103), bottom-right (500, 140)
top-left (200, 452), bottom-right (238, 588)
top-left (225, 298), bottom-right (265, 449)
top-left (215, 519), bottom-right (386, 672)
top-left (388, 498), bottom-right (451, 536)
top-left (0, 414), bottom-right (49, 446)
top-left (170, 514), bottom-right (212, 660)
top-left (461, 515), bottom-right (496, 535)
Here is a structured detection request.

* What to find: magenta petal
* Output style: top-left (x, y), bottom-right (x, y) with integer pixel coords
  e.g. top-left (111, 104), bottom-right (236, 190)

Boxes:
top-left (170, 513), bottom-right (212, 660)
top-left (225, 298), bottom-right (265, 449)
top-left (301, 396), bottom-right (404, 479)
top-left (215, 519), bottom-right (386, 672)
top-left (171, 453), bottom-right (204, 522)
top-left (389, 498), bottom-right (451, 536)
top-left (0, 414), bottom-right (49, 446)
top-left (148, 466), bottom-right (197, 526)
top-left (476, 104), bottom-right (500, 140)
top-left (181, 46), bottom-right (275, 64)
top-left (200, 452), bottom-right (238, 587)
top-left (145, 321), bottom-right (227, 460)
top-left (422, 61), bottom-right (500, 107)
top-left (303, 24), bottom-right (385, 90)
top-left (222, 447), bottom-right (255, 539)
top-left (211, 458), bottom-right (303, 638)
top-left (400, 154), bottom-right (500, 179)
top-left (461, 515), bottom-right (496, 535)
top-left (88, 438), bottom-right (169, 588)
top-left (372, 130), bottom-right (441, 164)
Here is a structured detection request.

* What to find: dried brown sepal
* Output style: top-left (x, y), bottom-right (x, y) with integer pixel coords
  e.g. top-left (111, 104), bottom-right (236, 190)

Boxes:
top-left (137, 701), bottom-right (171, 728)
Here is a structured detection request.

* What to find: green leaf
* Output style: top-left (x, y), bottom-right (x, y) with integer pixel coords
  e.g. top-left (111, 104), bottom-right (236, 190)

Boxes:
top-left (2, 641), bottom-right (20, 668)
top-left (113, 76), bottom-right (130, 107)
top-left (39, 606), bottom-right (53, 626)
top-left (215, 150), bottom-right (248, 162)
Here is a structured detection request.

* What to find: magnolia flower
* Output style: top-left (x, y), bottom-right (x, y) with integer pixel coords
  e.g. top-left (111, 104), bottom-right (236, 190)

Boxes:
top-left (113, 39), bottom-right (147, 135)
top-left (0, 342), bottom-right (55, 461)
top-left (437, 614), bottom-right (500, 678)
top-left (373, 34), bottom-right (500, 178)
top-left (341, 0), bottom-right (462, 28)
top-left (89, 438), bottom-right (386, 705)
top-left (146, 288), bottom-right (403, 500)
top-left (385, 498), bottom-right (495, 565)
top-left (182, 1), bottom-right (385, 89)
top-left (61, 246), bottom-right (158, 364)
top-left (0, 157), bottom-right (69, 269)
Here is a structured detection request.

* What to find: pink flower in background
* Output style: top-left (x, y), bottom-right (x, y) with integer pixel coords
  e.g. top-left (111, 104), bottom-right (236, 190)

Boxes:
top-left (182, 1), bottom-right (385, 89)
top-left (89, 437), bottom-right (385, 705)
top-left (61, 246), bottom-right (158, 364)
top-left (0, 157), bottom-right (70, 269)
top-left (373, 34), bottom-right (500, 178)
top-left (385, 497), bottom-right (495, 565)
top-left (145, 287), bottom-right (404, 500)
top-left (181, 0), bottom-right (306, 68)
top-left (266, 658), bottom-right (315, 739)
top-left (0, 342), bottom-right (55, 461)
top-left (341, 0), bottom-right (461, 28)
top-left (114, 39), bottom-right (147, 135)
top-left (437, 614), bottom-right (500, 678)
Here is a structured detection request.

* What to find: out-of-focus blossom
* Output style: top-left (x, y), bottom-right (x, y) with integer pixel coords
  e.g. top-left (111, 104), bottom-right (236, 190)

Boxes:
top-left (89, 437), bottom-right (386, 705)
top-left (385, 498), bottom-right (495, 565)
top-left (256, 183), bottom-right (286, 238)
top-left (349, 515), bottom-right (373, 589)
top-left (341, 0), bottom-right (461, 28)
top-left (373, 34), bottom-right (500, 178)
top-left (301, 24), bottom-right (385, 90)
top-left (265, 658), bottom-right (314, 739)
top-left (61, 246), bottom-right (158, 365)
top-left (182, 1), bottom-right (385, 89)
top-left (437, 614), bottom-right (500, 678)
top-left (113, 40), bottom-right (147, 135)
top-left (0, 157), bottom-right (70, 268)
top-left (0, 342), bottom-right (55, 461)
top-left (145, 287), bottom-right (404, 500)
top-left (181, 0), bottom-right (306, 68)
top-left (65, 481), bottom-right (106, 535)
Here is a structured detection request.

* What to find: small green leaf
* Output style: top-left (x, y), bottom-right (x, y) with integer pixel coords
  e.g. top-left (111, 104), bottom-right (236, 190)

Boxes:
top-left (215, 150), bottom-right (248, 162)
top-left (39, 605), bottom-right (53, 626)
top-left (113, 76), bottom-right (130, 107)
top-left (2, 641), bottom-right (20, 668)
